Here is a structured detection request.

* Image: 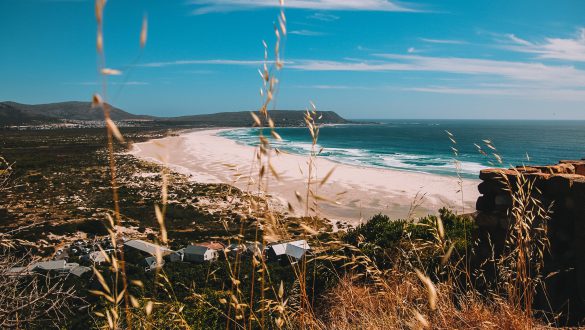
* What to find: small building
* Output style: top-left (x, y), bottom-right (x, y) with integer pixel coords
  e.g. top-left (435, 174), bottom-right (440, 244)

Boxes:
top-left (69, 264), bottom-right (92, 277)
top-left (34, 260), bottom-right (72, 274)
top-left (123, 240), bottom-right (173, 257)
top-left (81, 249), bottom-right (114, 265)
top-left (266, 240), bottom-right (311, 263)
top-left (123, 239), bottom-right (174, 271)
top-left (143, 256), bottom-right (164, 271)
top-left (266, 242), bottom-right (288, 261)
top-left (9, 260), bottom-right (91, 277)
top-left (183, 244), bottom-right (220, 263)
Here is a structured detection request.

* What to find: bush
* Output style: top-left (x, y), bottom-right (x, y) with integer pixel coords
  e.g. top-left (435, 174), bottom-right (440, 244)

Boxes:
top-left (343, 208), bottom-right (476, 270)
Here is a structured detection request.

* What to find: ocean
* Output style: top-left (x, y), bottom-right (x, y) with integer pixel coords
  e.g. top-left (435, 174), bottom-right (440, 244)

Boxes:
top-left (218, 120), bottom-right (585, 179)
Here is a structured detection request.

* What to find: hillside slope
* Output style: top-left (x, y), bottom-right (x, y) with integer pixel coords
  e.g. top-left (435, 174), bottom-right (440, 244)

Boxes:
top-left (163, 110), bottom-right (349, 127)
top-left (0, 101), bottom-right (152, 122)
top-left (0, 101), bottom-right (350, 127)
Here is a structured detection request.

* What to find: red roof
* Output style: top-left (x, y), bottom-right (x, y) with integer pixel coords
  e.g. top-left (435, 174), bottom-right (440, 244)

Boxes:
top-left (194, 241), bottom-right (226, 251)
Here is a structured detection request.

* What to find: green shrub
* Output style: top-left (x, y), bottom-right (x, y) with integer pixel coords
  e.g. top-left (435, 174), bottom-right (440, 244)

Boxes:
top-left (343, 208), bottom-right (476, 270)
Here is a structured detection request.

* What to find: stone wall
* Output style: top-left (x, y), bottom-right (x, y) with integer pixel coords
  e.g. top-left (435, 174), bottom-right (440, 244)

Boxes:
top-left (475, 160), bottom-right (585, 325)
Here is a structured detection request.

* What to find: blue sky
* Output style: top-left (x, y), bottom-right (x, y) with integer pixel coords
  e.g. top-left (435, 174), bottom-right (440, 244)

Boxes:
top-left (1, 0), bottom-right (585, 119)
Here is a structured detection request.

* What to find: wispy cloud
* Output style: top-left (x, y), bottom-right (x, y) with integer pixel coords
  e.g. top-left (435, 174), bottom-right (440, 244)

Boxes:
top-left (502, 28), bottom-right (585, 62)
top-left (307, 12), bottom-right (340, 21)
top-left (136, 53), bottom-right (585, 100)
top-left (419, 38), bottom-right (466, 45)
top-left (140, 55), bottom-right (585, 87)
top-left (139, 59), bottom-right (267, 68)
top-left (403, 86), bottom-right (585, 101)
top-left (289, 29), bottom-right (325, 36)
top-left (190, 0), bottom-right (421, 15)
top-left (288, 54), bottom-right (585, 87)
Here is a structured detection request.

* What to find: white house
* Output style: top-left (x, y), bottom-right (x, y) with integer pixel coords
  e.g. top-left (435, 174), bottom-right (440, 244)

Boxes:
top-left (143, 256), bottom-right (164, 271)
top-left (123, 240), bottom-right (173, 257)
top-left (123, 239), bottom-right (174, 270)
top-left (266, 240), bottom-right (311, 263)
top-left (183, 245), bottom-right (219, 263)
top-left (9, 260), bottom-right (91, 277)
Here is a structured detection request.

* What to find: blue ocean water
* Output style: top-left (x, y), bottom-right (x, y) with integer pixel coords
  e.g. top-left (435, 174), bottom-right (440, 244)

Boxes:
top-left (218, 120), bottom-right (585, 179)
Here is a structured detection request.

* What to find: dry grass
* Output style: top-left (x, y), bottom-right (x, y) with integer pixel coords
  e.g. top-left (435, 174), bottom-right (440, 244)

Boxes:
top-left (0, 0), bottom-right (559, 328)
top-left (0, 254), bottom-right (82, 328)
top-left (319, 275), bottom-right (541, 330)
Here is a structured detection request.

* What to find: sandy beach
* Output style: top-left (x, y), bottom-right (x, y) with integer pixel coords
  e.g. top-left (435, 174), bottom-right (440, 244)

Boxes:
top-left (129, 129), bottom-right (480, 225)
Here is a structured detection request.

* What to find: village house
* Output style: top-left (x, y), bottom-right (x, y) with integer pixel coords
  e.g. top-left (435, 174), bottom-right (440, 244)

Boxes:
top-left (8, 260), bottom-right (91, 278)
top-left (123, 239), bottom-right (174, 271)
top-left (81, 249), bottom-right (115, 265)
top-left (266, 240), bottom-right (311, 264)
top-left (183, 242), bottom-right (225, 263)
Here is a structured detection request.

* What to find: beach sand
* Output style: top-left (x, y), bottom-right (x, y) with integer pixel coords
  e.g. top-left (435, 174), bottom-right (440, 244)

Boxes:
top-left (129, 129), bottom-right (480, 225)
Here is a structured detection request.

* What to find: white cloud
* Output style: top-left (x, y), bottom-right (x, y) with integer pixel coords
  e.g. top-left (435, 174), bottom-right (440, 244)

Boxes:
top-left (419, 38), bottom-right (466, 45)
top-left (307, 12), bottom-right (340, 21)
top-left (505, 34), bottom-right (532, 46)
top-left (289, 29), bottom-right (324, 36)
top-left (403, 86), bottom-right (585, 101)
top-left (136, 53), bottom-right (585, 100)
top-left (288, 54), bottom-right (585, 87)
top-left (139, 59), bottom-right (267, 68)
top-left (144, 55), bottom-right (585, 88)
top-left (190, 0), bottom-right (420, 14)
top-left (503, 28), bottom-right (585, 62)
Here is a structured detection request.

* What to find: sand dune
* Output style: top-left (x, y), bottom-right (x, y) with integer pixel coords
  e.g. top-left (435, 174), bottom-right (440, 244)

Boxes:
top-left (130, 129), bottom-right (480, 225)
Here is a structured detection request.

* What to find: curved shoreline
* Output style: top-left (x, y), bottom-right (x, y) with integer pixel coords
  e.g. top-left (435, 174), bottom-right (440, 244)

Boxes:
top-left (218, 124), bottom-right (489, 180)
top-left (129, 128), bottom-right (480, 224)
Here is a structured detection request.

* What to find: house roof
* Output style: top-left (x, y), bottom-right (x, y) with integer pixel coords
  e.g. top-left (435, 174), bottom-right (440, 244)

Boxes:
top-left (184, 245), bottom-right (210, 256)
top-left (124, 240), bottom-right (173, 256)
top-left (69, 265), bottom-right (92, 277)
top-left (144, 256), bottom-right (158, 266)
top-left (89, 251), bottom-right (107, 263)
top-left (194, 241), bottom-right (225, 251)
top-left (9, 261), bottom-right (90, 277)
top-left (288, 240), bottom-right (310, 250)
top-left (34, 260), bottom-right (68, 271)
top-left (7, 266), bottom-right (31, 275)
top-left (268, 240), bottom-right (310, 257)
top-left (268, 243), bottom-right (288, 256)
top-left (285, 244), bottom-right (308, 260)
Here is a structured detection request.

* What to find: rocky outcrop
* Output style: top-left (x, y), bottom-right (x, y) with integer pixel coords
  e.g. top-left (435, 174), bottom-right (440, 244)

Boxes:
top-left (475, 160), bottom-right (585, 325)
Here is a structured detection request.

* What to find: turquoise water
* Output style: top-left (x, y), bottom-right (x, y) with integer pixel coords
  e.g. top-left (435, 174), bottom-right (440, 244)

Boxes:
top-left (218, 120), bottom-right (585, 179)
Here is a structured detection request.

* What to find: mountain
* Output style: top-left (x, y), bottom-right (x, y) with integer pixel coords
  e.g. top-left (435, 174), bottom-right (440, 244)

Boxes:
top-left (0, 103), bottom-right (59, 125)
top-left (0, 101), bottom-right (350, 127)
top-left (162, 110), bottom-right (349, 127)
top-left (0, 101), bottom-right (152, 123)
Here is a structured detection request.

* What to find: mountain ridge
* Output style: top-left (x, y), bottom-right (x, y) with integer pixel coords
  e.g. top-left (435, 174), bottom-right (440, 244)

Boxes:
top-left (0, 101), bottom-right (350, 127)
